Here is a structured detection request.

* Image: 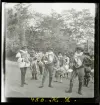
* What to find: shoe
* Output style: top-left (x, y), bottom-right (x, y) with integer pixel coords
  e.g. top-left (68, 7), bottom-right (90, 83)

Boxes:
top-left (60, 81), bottom-right (63, 83)
top-left (48, 85), bottom-right (53, 88)
top-left (65, 82), bottom-right (73, 93)
top-left (78, 82), bottom-right (83, 95)
top-left (20, 84), bottom-right (24, 87)
top-left (78, 91), bottom-right (82, 95)
top-left (65, 90), bottom-right (72, 93)
top-left (39, 85), bottom-right (44, 88)
top-left (24, 82), bottom-right (28, 85)
top-left (31, 77), bottom-right (34, 80)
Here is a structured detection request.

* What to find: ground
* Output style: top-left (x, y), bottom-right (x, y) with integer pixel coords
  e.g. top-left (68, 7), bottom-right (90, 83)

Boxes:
top-left (5, 60), bottom-right (94, 98)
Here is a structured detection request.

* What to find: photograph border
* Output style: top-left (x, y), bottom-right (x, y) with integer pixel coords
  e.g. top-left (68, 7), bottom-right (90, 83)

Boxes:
top-left (1, 2), bottom-right (99, 103)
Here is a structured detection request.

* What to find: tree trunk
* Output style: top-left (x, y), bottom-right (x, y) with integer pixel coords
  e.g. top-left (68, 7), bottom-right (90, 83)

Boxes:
top-left (18, 9), bottom-right (26, 47)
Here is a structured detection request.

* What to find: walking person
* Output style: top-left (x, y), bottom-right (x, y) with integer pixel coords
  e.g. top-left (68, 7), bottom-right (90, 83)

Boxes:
top-left (16, 46), bottom-right (30, 87)
top-left (65, 47), bottom-right (85, 95)
top-left (39, 48), bottom-right (58, 88)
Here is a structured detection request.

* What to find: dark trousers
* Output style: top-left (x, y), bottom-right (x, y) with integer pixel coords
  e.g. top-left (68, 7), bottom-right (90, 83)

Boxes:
top-left (31, 63), bottom-right (38, 80)
top-left (20, 67), bottom-right (27, 85)
top-left (38, 62), bottom-right (44, 75)
top-left (84, 67), bottom-right (91, 86)
top-left (42, 64), bottom-right (54, 86)
top-left (68, 66), bottom-right (85, 93)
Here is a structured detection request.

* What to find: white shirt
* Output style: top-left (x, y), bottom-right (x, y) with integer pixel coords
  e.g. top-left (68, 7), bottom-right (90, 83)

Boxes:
top-left (74, 52), bottom-right (83, 67)
top-left (46, 51), bottom-right (55, 63)
top-left (16, 51), bottom-right (30, 68)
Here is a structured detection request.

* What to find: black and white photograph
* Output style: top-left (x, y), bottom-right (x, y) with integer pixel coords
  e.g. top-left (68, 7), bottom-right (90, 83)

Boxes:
top-left (2, 2), bottom-right (96, 102)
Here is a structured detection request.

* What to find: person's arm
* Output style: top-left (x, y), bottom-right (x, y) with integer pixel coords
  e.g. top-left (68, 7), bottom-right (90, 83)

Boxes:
top-left (16, 52), bottom-right (21, 58)
top-left (17, 57), bottom-right (24, 63)
top-left (67, 57), bottom-right (70, 64)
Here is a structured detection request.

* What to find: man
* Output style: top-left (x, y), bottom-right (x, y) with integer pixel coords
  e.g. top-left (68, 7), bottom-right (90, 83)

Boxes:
top-left (16, 46), bottom-right (30, 87)
top-left (39, 48), bottom-right (58, 88)
top-left (83, 52), bottom-right (92, 87)
top-left (65, 47), bottom-right (85, 95)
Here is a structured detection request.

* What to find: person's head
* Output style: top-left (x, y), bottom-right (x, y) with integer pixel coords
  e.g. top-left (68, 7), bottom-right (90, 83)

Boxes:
top-left (84, 52), bottom-right (90, 56)
top-left (47, 48), bottom-right (53, 52)
top-left (20, 52), bottom-right (25, 58)
top-left (75, 47), bottom-right (83, 54)
top-left (21, 46), bottom-right (27, 51)
top-left (58, 52), bottom-right (62, 56)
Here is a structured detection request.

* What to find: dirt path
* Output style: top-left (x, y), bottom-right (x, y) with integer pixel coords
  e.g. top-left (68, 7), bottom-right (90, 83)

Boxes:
top-left (5, 60), bottom-right (94, 98)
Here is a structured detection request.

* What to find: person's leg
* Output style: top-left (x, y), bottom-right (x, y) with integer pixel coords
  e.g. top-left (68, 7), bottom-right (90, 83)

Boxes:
top-left (84, 69), bottom-right (87, 86)
top-left (78, 68), bottom-right (85, 95)
top-left (32, 63), bottom-right (37, 80)
top-left (60, 75), bottom-right (63, 83)
top-left (30, 65), bottom-right (34, 79)
top-left (66, 72), bottom-right (68, 79)
top-left (23, 67), bottom-right (28, 85)
top-left (48, 64), bottom-right (54, 87)
top-left (55, 71), bottom-right (59, 82)
top-left (39, 65), bottom-right (48, 88)
top-left (34, 71), bottom-right (38, 80)
top-left (20, 68), bottom-right (24, 87)
top-left (86, 72), bottom-right (90, 87)
top-left (65, 70), bottom-right (77, 93)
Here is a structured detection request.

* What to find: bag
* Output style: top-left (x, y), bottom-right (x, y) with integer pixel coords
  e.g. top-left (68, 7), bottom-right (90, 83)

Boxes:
top-left (73, 57), bottom-right (83, 68)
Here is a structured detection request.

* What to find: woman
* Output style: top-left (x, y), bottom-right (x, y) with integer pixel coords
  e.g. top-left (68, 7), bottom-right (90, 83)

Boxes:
top-left (63, 54), bottom-right (70, 78)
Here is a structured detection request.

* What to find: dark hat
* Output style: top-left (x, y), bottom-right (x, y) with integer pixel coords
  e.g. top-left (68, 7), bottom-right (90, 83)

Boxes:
top-left (75, 46), bottom-right (83, 51)
top-left (84, 52), bottom-right (90, 56)
top-left (21, 45), bottom-right (27, 50)
top-left (47, 47), bottom-right (53, 51)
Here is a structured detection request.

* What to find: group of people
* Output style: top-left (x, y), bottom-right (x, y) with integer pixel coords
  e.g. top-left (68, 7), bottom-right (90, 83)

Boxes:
top-left (16, 46), bottom-right (94, 95)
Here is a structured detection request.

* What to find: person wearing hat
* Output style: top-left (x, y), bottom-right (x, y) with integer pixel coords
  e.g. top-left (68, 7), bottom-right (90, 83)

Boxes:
top-left (39, 48), bottom-right (58, 88)
top-left (65, 46), bottom-right (85, 95)
top-left (83, 52), bottom-right (92, 87)
top-left (16, 46), bottom-right (30, 87)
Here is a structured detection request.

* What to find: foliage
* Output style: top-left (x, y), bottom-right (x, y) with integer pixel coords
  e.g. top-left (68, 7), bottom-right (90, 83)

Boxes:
top-left (6, 4), bottom-right (94, 59)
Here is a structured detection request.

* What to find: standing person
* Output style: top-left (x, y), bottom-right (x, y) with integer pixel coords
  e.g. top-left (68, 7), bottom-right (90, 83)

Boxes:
top-left (83, 52), bottom-right (92, 87)
top-left (54, 52), bottom-right (63, 82)
top-left (58, 52), bottom-right (63, 67)
top-left (29, 47), bottom-right (37, 80)
top-left (65, 47), bottom-right (85, 95)
top-left (39, 48), bottom-right (58, 88)
top-left (16, 46), bottom-right (30, 87)
top-left (63, 53), bottom-right (70, 78)
top-left (36, 50), bottom-right (44, 75)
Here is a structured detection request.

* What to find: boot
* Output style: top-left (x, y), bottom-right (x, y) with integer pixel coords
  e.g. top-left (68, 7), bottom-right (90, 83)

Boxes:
top-left (84, 78), bottom-right (86, 86)
top-left (60, 77), bottom-right (63, 83)
top-left (65, 81), bottom-right (73, 93)
top-left (39, 75), bottom-right (45, 88)
top-left (78, 82), bottom-right (83, 95)
top-left (35, 74), bottom-right (38, 80)
top-left (31, 73), bottom-right (34, 80)
top-left (48, 77), bottom-right (53, 88)
top-left (86, 78), bottom-right (90, 87)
